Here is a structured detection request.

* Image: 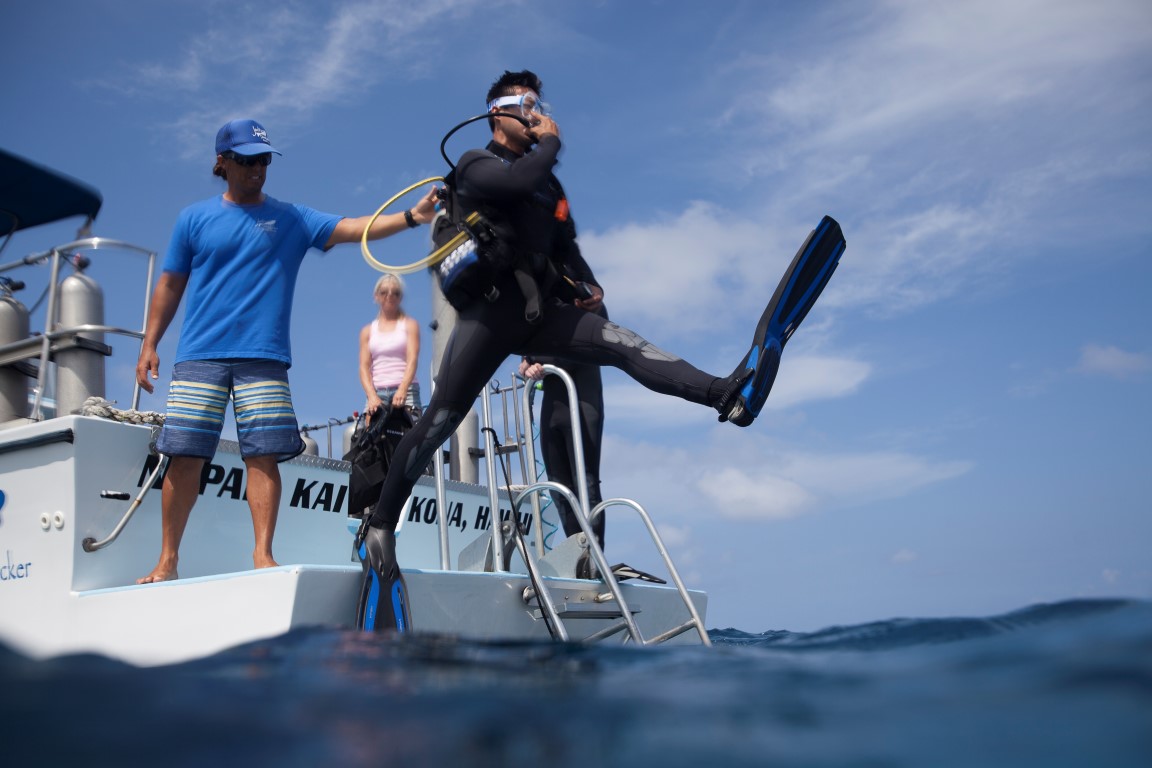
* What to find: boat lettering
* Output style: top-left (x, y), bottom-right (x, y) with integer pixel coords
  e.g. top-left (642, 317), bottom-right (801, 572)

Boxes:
top-left (445, 500), bottom-right (465, 531)
top-left (407, 496), bottom-right (438, 525)
top-left (474, 505), bottom-right (491, 530)
top-left (289, 479), bottom-right (347, 513)
top-left (204, 465), bottom-right (246, 499)
top-left (1, 550), bottom-right (32, 582)
top-left (474, 505), bottom-right (533, 534)
top-left (139, 456), bottom-right (348, 514)
top-left (403, 497), bottom-right (530, 533)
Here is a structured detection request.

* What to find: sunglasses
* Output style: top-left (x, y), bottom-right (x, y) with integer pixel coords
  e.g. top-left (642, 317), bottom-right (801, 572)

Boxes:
top-left (378, 289), bottom-right (402, 297)
top-left (223, 151), bottom-right (272, 167)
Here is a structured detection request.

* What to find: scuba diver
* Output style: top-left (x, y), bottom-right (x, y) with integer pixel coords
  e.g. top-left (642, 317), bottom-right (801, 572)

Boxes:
top-left (355, 70), bottom-right (845, 630)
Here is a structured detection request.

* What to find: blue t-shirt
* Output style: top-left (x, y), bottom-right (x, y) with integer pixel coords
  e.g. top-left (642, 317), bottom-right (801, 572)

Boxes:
top-left (163, 195), bottom-right (341, 366)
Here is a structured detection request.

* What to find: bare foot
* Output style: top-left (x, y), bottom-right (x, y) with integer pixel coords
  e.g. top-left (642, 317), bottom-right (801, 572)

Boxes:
top-left (254, 555), bottom-right (279, 569)
top-left (136, 565), bottom-right (178, 584)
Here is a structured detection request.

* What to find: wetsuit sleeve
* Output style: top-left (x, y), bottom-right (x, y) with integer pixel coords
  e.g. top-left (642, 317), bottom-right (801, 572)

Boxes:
top-left (561, 237), bottom-right (599, 289)
top-left (456, 136), bottom-right (562, 202)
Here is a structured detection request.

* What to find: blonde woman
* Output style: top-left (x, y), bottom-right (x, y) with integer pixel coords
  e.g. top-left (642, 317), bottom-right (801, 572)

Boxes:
top-left (359, 273), bottom-right (420, 422)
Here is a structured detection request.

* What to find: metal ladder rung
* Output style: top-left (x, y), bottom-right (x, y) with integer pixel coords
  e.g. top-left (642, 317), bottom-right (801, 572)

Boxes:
top-left (643, 620), bottom-right (700, 646)
top-left (579, 621), bottom-right (631, 644)
top-left (586, 496), bottom-right (711, 647)
top-left (476, 365), bottom-right (711, 647)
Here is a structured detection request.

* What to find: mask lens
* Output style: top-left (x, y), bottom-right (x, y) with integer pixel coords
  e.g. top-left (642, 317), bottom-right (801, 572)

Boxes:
top-left (520, 94), bottom-right (551, 117)
top-left (489, 93), bottom-right (550, 119)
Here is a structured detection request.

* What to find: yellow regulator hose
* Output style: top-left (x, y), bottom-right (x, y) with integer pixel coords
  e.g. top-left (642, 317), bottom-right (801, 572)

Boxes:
top-left (360, 176), bottom-right (444, 274)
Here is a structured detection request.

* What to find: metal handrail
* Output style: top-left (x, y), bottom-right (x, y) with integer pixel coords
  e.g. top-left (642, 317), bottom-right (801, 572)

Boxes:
top-left (588, 498), bottom-right (712, 647)
top-left (7, 237), bottom-right (158, 270)
top-left (503, 517), bottom-right (569, 641)
top-left (516, 364), bottom-right (711, 646)
top-left (479, 383), bottom-right (508, 570)
top-left (82, 454), bottom-right (169, 552)
top-left (429, 360), bottom-right (451, 570)
top-left (13, 237), bottom-right (158, 419)
top-left (519, 364), bottom-right (590, 557)
top-left (514, 376), bottom-right (546, 556)
top-left (514, 479), bottom-right (645, 644)
top-left (0, 325), bottom-right (139, 368)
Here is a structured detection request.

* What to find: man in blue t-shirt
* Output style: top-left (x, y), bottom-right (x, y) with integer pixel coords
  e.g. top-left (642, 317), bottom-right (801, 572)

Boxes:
top-left (135, 118), bottom-right (436, 584)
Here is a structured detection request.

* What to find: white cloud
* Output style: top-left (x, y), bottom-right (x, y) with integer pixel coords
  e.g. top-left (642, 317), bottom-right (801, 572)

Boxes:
top-left (1076, 344), bottom-right (1151, 379)
top-left (891, 549), bottom-right (919, 564)
top-left (767, 355), bottom-right (871, 410)
top-left (697, 468), bottom-right (814, 521)
top-left (581, 201), bottom-right (798, 337)
top-left (687, 0), bottom-right (1152, 317)
top-left (655, 523), bottom-right (691, 548)
top-left (749, 0), bottom-right (1152, 150)
top-left (601, 431), bottom-right (973, 523)
top-left (120, 0), bottom-right (501, 159)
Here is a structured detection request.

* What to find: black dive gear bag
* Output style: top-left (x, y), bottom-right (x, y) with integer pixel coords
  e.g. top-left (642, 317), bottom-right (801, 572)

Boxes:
top-left (343, 404), bottom-right (418, 517)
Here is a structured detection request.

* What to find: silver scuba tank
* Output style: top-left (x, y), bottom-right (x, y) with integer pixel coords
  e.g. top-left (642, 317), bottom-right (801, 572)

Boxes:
top-left (55, 271), bottom-right (106, 415)
top-left (0, 283), bottom-right (31, 421)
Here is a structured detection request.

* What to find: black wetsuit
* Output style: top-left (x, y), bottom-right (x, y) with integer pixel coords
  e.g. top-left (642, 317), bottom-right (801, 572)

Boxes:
top-left (533, 272), bottom-right (608, 548)
top-left (368, 135), bottom-right (724, 532)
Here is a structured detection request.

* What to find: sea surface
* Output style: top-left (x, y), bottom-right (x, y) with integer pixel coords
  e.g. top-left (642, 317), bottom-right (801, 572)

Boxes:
top-left (3, 598), bottom-right (1150, 767)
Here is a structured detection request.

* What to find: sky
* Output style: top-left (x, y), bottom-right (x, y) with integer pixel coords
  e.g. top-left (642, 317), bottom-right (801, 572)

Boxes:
top-left (2, 0), bottom-right (1149, 632)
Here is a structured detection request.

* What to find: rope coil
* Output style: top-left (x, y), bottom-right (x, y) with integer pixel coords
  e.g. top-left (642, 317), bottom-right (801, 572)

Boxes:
top-left (80, 396), bottom-right (166, 425)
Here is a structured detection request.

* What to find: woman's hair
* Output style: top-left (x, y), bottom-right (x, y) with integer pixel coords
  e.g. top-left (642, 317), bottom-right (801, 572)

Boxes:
top-left (374, 273), bottom-right (405, 297)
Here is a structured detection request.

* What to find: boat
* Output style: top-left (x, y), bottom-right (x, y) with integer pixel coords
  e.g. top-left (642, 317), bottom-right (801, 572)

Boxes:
top-left (0, 148), bottom-right (709, 667)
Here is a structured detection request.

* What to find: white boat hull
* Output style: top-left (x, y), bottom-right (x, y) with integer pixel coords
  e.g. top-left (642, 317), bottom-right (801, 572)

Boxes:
top-left (0, 416), bottom-right (706, 666)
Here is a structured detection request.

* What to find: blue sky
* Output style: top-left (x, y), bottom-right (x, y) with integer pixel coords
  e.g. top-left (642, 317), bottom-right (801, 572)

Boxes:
top-left (3, 0), bottom-right (1149, 632)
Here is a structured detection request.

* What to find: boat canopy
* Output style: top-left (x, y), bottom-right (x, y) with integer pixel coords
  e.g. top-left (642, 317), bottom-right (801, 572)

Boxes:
top-left (0, 147), bottom-right (103, 236)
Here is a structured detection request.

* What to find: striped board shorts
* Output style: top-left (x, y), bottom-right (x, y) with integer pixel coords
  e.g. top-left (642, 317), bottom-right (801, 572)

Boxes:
top-left (155, 359), bottom-right (305, 461)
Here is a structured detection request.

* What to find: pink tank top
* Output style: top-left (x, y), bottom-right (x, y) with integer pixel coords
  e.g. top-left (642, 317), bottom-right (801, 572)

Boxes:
top-left (369, 318), bottom-right (416, 389)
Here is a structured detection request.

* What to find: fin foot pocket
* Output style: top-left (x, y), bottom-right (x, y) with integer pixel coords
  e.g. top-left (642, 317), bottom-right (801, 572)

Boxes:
top-left (355, 526), bottom-right (411, 632)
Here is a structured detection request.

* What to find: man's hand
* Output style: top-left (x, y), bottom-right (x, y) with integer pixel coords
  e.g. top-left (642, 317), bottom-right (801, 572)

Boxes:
top-left (518, 358), bottom-right (545, 381)
top-left (135, 346), bottom-right (160, 394)
top-left (411, 188), bottom-right (439, 224)
top-left (528, 113), bottom-right (560, 143)
top-left (574, 282), bottom-right (604, 312)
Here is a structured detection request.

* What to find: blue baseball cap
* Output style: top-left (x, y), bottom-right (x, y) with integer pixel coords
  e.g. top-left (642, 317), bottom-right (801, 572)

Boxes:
top-left (215, 119), bottom-right (282, 156)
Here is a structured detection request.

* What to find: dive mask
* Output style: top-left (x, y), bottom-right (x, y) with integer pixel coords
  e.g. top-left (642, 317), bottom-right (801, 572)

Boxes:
top-left (487, 92), bottom-right (551, 119)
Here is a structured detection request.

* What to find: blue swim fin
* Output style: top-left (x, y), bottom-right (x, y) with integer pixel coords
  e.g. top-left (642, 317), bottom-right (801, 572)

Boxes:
top-left (720, 215), bottom-right (846, 427)
top-left (355, 523), bottom-right (411, 632)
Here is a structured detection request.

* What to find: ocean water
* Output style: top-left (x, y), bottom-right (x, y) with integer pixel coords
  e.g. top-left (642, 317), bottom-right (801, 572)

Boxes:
top-left (3, 598), bottom-right (1150, 767)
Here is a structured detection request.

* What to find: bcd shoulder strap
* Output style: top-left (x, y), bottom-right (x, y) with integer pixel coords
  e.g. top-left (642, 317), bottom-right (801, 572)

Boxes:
top-left (430, 154), bottom-right (552, 323)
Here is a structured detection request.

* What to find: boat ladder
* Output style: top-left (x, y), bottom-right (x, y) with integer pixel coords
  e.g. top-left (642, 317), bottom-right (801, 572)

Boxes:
top-left (471, 364), bottom-right (711, 647)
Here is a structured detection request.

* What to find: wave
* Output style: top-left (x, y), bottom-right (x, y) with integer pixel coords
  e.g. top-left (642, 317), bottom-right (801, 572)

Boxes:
top-left (3, 597), bottom-right (1149, 768)
top-left (710, 597), bottom-right (1152, 652)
